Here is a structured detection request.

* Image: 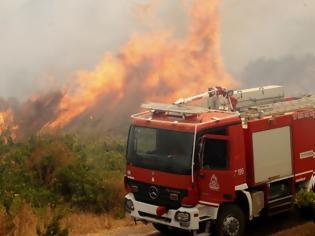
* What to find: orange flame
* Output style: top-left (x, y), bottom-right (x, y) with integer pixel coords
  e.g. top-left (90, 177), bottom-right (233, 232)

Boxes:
top-left (0, 109), bottom-right (18, 143)
top-left (44, 0), bottom-right (237, 130)
top-left (43, 54), bottom-right (125, 129)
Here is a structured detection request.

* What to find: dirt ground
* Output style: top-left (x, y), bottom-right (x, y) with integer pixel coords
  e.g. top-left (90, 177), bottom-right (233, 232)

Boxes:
top-left (7, 208), bottom-right (312, 236)
top-left (103, 223), bottom-right (314, 236)
top-left (96, 222), bottom-right (315, 236)
top-left (83, 210), bottom-right (315, 236)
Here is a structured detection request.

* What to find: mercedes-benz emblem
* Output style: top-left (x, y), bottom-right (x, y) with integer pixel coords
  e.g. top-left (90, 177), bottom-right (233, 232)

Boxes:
top-left (148, 186), bottom-right (159, 200)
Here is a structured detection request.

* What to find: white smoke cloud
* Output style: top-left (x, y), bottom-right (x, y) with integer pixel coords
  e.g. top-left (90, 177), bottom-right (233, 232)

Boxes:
top-left (1, 0), bottom-right (315, 99)
top-left (240, 54), bottom-right (315, 95)
top-left (0, 0), bottom-right (186, 99)
top-left (221, 0), bottom-right (315, 76)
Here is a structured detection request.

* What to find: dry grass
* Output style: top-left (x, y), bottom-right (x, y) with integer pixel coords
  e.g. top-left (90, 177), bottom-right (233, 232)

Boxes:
top-left (63, 213), bottom-right (133, 236)
top-left (11, 205), bottom-right (38, 236)
top-left (0, 204), bottom-right (37, 236)
top-left (0, 203), bottom-right (132, 236)
top-left (0, 205), bottom-right (11, 236)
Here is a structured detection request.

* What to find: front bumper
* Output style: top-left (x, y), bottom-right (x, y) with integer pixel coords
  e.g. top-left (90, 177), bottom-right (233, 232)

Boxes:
top-left (125, 193), bottom-right (218, 230)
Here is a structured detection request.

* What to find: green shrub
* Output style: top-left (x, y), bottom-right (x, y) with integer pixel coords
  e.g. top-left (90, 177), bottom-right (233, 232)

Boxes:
top-left (0, 134), bottom-right (126, 216)
top-left (295, 189), bottom-right (315, 208)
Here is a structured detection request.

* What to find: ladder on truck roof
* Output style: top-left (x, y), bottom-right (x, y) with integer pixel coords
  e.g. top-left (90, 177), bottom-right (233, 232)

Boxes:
top-left (241, 95), bottom-right (315, 120)
top-left (233, 85), bottom-right (285, 111)
top-left (141, 85), bottom-right (285, 115)
top-left (174, 85), bottom-right (285, 111)
top-left (141, 85), bottom-right (315, 119)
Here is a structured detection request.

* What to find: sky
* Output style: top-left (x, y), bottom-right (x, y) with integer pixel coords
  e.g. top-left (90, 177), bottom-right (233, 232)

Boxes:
top-left (0, 0), bottom-right (314, 99)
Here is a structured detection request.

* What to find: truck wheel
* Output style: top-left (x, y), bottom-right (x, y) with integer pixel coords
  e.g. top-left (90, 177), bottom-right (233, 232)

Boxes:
top-left (215, 204), bottom-right (245, 236)
top-left (152, 223), bottom-right (175, 235)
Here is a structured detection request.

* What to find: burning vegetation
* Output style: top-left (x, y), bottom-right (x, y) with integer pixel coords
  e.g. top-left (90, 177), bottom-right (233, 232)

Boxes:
top-left (0, 109), bottom-right (18, 143)
top-left (0, 0), bottom-right (235, 140)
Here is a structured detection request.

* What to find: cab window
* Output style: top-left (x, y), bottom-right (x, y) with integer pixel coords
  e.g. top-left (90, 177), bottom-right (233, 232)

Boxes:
top-left (203, 139), bottom-right (228, 169)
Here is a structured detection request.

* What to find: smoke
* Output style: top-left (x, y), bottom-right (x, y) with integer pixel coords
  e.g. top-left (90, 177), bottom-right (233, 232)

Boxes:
top-left (38, 0), bottom-right (234, 133)
top-left (0, 91), bottom-right (63, 139)
top-left (220, 0), bottom-right (315, 75)
top-left (15, 91), bottom-right (64, 138)
top-left (2, 0), bottom-right (315, 138)
top-left (1, 1), bottom-right (315, 99)
top-left (221, 0), bottom-right (315, 95)
top-left (0, 0), bottom-right (187, 99)
top-left (0, 0), bottom-right (234, 138)
top-left (240, 54), bottom-right (315, 95)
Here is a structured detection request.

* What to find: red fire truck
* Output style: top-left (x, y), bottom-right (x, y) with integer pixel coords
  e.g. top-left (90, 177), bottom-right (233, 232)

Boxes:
top-left (124, 85), bottom-right (315, 235)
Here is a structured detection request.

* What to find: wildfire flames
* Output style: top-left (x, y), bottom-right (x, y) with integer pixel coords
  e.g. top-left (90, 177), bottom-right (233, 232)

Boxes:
top-left (0, 109), bottom-right (18, 143)
top-left (1, 0), bottom-right (236, 139)
top-left (42, 0), bottom-right (235, 130)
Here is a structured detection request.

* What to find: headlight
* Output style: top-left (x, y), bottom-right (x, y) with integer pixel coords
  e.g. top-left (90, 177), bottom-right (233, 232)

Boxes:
top-left (125, 199), bottom-right (134, 213)
top-left (175, 211), bottom-right (190, 223)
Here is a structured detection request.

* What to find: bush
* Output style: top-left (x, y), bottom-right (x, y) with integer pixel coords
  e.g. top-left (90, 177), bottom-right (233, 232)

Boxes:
top-left (28, 139), bottom-right (76, 186)
top-left (36, 214), bottom-right (69, 236)
top-left (0, 134), bottom-right (126, 216)
top-left (295, 189), bottom-right (315, 219)
top-left (295, 189), bottom-right (315, 208)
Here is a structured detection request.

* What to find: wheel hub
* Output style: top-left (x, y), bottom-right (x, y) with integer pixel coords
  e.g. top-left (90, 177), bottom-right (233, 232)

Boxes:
top-left (222, 215), bottom-right (240, 236)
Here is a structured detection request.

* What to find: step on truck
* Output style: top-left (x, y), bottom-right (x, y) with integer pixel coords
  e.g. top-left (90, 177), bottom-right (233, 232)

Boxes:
top-left (124, 85), bottom-right (315, 236)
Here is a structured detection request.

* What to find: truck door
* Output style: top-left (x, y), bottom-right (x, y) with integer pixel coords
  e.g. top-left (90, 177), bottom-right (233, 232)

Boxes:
top-left (198, 133), bottom-right (235, 204)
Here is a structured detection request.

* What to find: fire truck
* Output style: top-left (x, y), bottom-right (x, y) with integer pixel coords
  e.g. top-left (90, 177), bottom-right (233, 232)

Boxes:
top-left (124, 85), bottom-right (315, 236)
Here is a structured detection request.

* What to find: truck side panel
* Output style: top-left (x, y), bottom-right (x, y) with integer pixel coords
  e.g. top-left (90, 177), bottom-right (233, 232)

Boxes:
top-left (252, 126), bottom-right (293, 183)
top-left (244, 115), bottom-right (293, 186)
top-left (291, 114), bottom-right (315, 181)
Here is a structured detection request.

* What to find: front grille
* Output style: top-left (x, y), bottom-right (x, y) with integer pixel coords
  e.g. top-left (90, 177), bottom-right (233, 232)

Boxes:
top-left (138, 211), bottom-right (171, 223)
top-left (126, 179), bottom-right (187, 209)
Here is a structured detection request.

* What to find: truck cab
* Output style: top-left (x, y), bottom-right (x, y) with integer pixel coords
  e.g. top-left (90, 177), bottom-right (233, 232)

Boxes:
top-left (124, 102), bottom-right (248, 235)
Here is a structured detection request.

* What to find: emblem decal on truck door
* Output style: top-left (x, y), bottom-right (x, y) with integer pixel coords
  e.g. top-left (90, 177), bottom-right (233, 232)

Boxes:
top-left (209, 174), bottom-right (220, 191)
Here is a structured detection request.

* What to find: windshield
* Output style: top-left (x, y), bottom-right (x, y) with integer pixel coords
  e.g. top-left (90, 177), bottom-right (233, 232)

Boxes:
top-left (127, 126), bottom-right (194, 175)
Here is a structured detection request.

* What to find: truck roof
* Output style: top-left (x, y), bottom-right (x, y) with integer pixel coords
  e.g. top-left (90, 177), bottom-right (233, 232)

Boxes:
top-left (131, 104), bottom-right (240, 132)
top-left (131, 95), bottom-right (315, 132)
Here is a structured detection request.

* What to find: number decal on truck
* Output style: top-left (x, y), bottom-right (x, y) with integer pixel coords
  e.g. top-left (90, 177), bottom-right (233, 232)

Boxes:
top-left (293, 111), bottom-right (315, 120)
top-left (299, 150), bottom-right (314, 159)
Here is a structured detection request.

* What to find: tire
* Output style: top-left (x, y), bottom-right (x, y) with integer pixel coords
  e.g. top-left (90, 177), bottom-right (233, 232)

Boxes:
top-left (152, 223), bottom-right (176, 235)
top-left (215, 204), bottom-right (245, 236)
